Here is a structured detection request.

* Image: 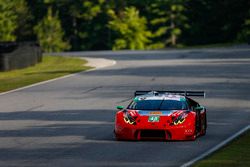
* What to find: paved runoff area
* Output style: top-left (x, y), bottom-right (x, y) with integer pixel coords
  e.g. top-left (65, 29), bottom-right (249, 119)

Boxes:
top-left (0, 47), bottom-right (250, 167)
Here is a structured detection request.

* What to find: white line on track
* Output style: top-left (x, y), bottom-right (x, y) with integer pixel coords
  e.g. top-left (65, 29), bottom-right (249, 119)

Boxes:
top-left (0, 58), bottom-right (116, 96)
top-left (181, 125), bottom-right (250, 167)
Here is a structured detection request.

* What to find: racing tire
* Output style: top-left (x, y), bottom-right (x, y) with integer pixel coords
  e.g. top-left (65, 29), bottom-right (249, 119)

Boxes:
top-left (113, 130), bottom-right (121, 141)
top-left (193, 113), bottom-right (202, 140)
top-left (201, 114), bottom-right (207, 136)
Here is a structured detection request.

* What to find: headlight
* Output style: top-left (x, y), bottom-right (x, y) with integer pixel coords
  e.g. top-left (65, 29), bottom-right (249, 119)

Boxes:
top-left (171, 112), bottom-right (188, 125)
top-left (123, 111), bottom-right (137, 125)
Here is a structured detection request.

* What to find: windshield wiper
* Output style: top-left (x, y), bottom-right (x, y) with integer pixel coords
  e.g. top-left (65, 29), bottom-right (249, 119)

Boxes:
top-left (158, 99), bottom-right (165, 110)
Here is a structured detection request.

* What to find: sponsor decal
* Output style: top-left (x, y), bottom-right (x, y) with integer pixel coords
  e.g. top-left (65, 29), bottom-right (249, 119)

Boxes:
top-left (138, 110), bottom-right (175, 116)
top-left (149, 111), bottom-right (162, 115)
top-left (185, 129), bottom-right (193, 134)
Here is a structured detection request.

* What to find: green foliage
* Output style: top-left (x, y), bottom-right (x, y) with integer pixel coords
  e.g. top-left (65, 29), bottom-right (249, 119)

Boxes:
top-left (77, 0), bottom-right (110, 50)
top-left (44, 0), bottom-right (54, 4)
top-left (58, 0), bottom-right (110, 50)
top-left (147, 0), bottom-right (188, 47)
top-left (108, 7), bottom-right (152, 50)
top-left (81, 0), bottom-right (105, 20)
top-left (183, 0), bottom-right (250, 45)
top-left (2, 0), bottom-right (250, 50)
top-left (14, 0), bottom-right (33, 41)
top-left (0, 0), bottom-right (17, 41)
top-left (34, 7), bottom-right (70, 52)
top-left (237, 9), bottom-right (250, 43)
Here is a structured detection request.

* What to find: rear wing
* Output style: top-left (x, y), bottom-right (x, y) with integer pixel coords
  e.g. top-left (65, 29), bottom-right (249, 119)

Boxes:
top-left (134, 91), bottom-right (206, 98)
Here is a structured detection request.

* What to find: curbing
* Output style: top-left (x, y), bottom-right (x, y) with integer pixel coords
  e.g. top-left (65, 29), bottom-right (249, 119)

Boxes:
top-left (181, 124), bottom-right (250, 167)
top-left (0, 57), bottom-right (116, 96)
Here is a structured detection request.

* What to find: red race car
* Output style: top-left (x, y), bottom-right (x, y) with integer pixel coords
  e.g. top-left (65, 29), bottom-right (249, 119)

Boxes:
top-left (114, 91), bottom-right (207, 141)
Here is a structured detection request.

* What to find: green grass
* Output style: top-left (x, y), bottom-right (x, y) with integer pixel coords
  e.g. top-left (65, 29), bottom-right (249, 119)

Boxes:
top-left (0, 55), bottom-right (92, 93)
top-left (194, 130), bottom-right (250, 167)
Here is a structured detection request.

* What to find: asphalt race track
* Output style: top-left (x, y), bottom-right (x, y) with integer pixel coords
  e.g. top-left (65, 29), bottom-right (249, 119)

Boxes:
top-left (0, 47), bottom-right (250, 167)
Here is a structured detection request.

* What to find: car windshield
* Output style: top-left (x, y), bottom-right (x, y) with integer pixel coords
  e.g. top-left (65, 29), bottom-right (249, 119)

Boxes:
top-left (128, 100), bottom-right (188, 110)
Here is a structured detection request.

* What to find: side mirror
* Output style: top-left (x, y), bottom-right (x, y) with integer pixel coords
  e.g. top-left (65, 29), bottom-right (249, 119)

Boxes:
top-left (195, 106), bottom-right (204, 110)
top-left (116, 106), bottom-right (124, 110)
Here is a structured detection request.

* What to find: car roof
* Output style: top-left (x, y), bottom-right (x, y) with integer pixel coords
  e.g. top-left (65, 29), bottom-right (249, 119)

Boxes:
top-left (134, 93), bottom-right (186, 101)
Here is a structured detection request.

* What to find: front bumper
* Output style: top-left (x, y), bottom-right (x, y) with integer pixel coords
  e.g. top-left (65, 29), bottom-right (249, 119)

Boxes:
top-left (115, 113), bottom-right (196, 140)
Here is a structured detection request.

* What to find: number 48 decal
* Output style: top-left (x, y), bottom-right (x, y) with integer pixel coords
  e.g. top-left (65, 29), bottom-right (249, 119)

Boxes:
top-left (148, 115), bottom-right (160, 122)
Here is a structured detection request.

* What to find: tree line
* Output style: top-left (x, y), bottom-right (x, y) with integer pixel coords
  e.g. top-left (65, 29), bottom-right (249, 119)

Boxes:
top-left (0, 0), bottom-right (249, 52)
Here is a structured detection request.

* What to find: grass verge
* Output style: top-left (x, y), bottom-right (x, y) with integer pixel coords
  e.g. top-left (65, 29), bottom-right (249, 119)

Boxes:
top-left (194, 130), bottom-right (250, 167)
top-left (0, 55), bottom-right (92, 93)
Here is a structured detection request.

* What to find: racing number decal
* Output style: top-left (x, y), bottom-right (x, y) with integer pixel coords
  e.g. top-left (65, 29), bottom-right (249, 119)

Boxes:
top-left (148, 115), bottom-right (160, 122)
